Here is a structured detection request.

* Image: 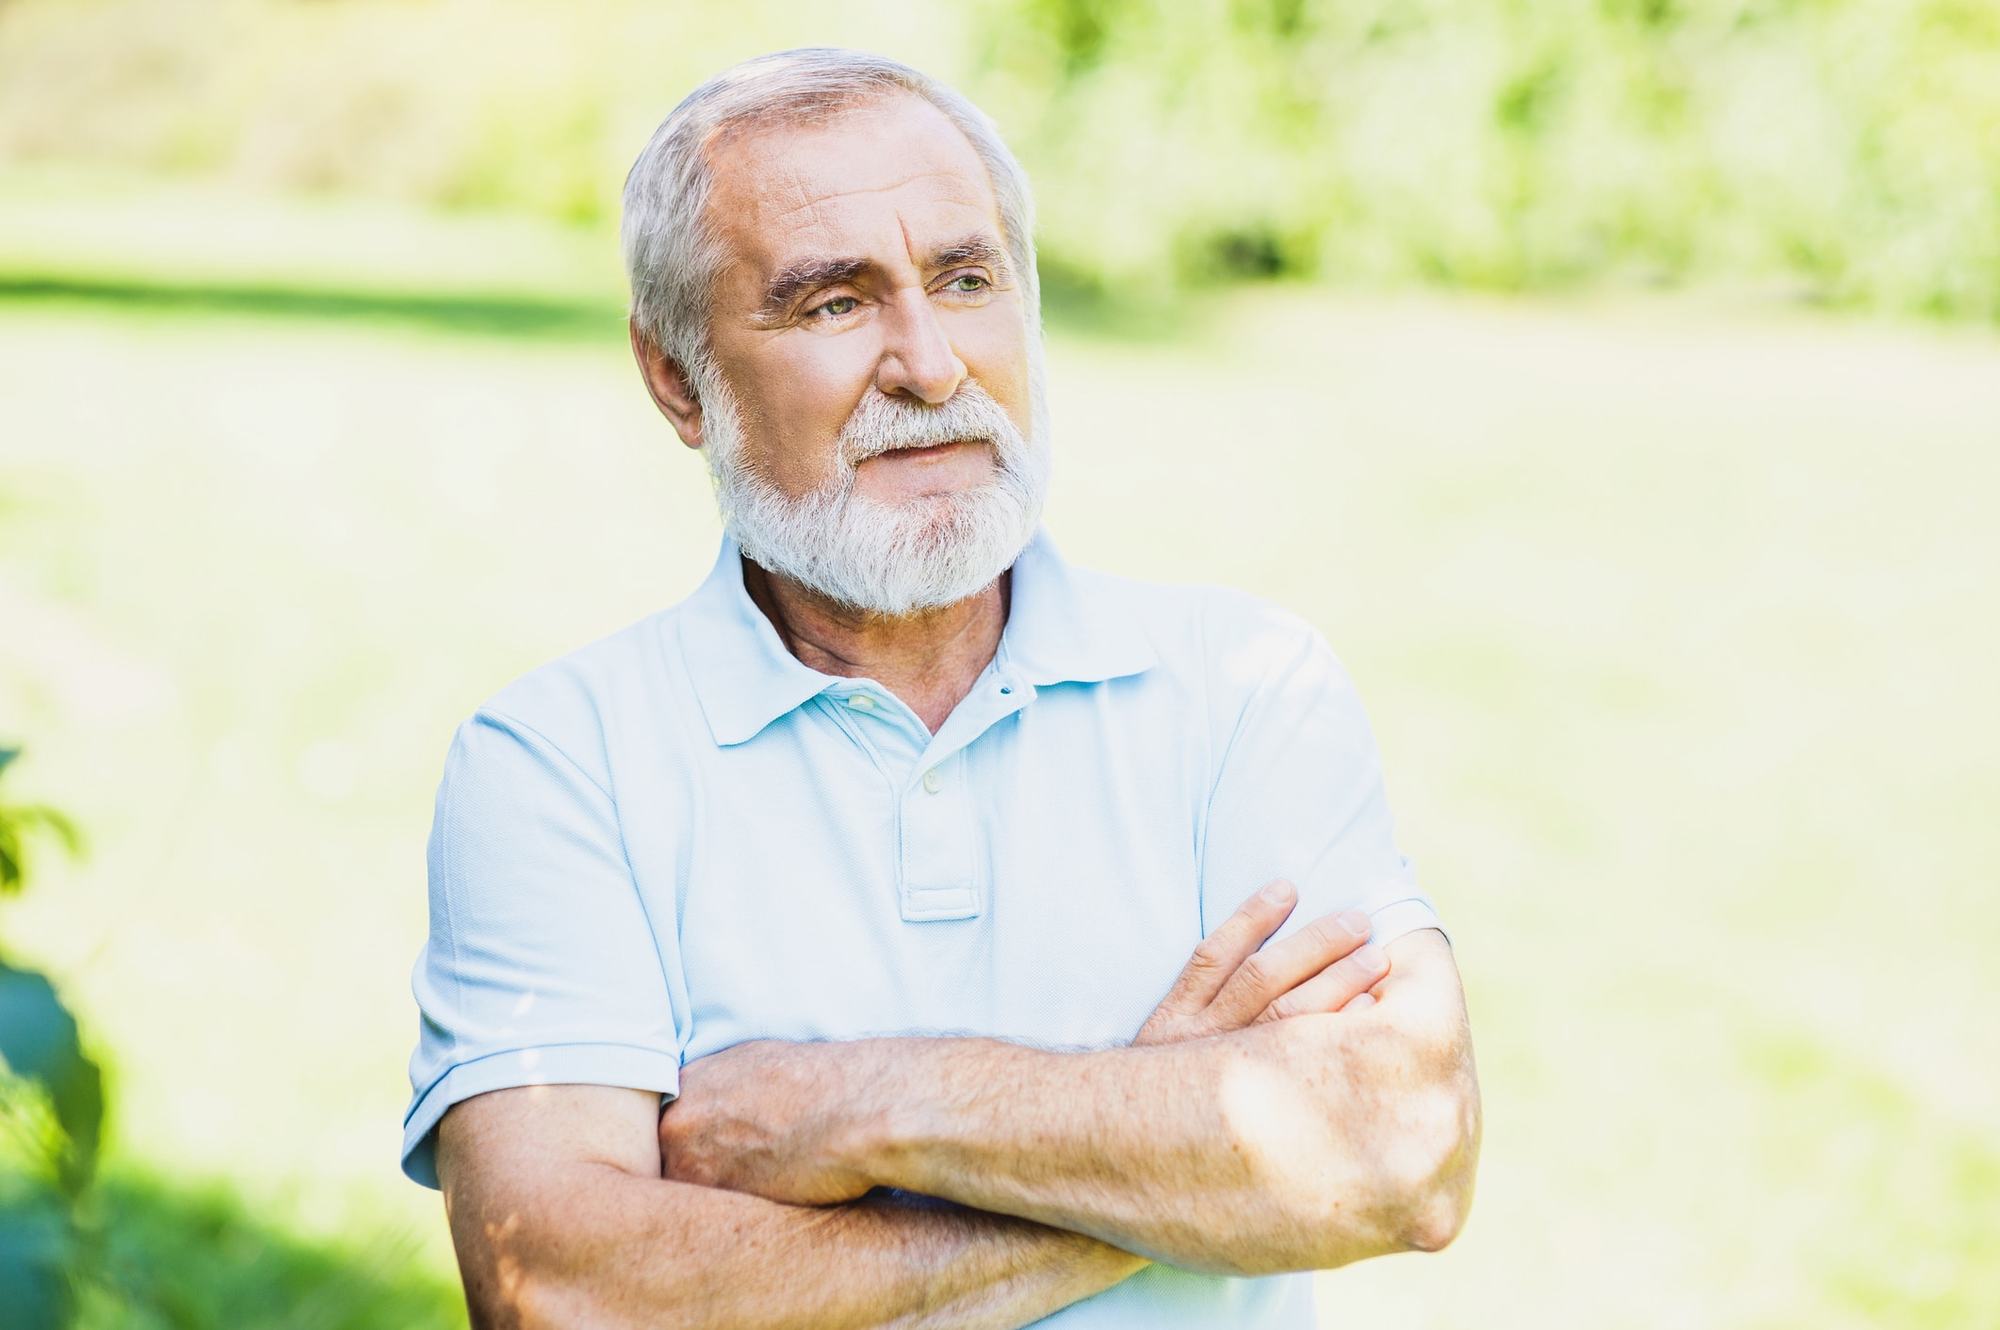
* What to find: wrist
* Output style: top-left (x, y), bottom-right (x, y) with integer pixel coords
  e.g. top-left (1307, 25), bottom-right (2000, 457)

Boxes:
top-left (825, 1037), bottom-right (910, 1189)
top-left (834, 1036), bottom-right (1041, 1194)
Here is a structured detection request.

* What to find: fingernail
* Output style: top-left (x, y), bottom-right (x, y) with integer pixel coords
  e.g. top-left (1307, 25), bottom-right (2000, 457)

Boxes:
top-left (1355, 944), bottom-right (1387, 973)
top-left (1260, 879), bottom-right (1295, 905)
top-left (1339, 910), bottom-right (1372, 937)
top-left (1348, 992), bottom-right (1377, 1010)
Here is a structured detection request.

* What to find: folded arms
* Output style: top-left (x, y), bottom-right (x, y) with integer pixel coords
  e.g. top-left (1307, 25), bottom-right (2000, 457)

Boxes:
top-left (435, 886), bottom-right (1479, 1329)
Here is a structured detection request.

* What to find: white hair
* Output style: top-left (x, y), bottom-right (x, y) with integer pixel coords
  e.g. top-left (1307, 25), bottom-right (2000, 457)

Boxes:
top-left (620, 47), bottom-right (1042, 379)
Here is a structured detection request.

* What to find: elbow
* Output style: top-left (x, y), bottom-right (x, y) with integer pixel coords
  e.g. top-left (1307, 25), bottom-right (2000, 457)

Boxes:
top-left (455, 1220), bottom-right (630, 1330)
top-left (469, 1268), bottom-right (631, 1330)
top-left (1209, 1021), bottom-right (1483, 1275)
top-left (1395, 1167), bottom-right (1474, 1254)
top-left (1198, 1123), bottom-right (1474, 1276)
top-left (1286, 1070), bottom-right (1481, 1269)
top-left (459, 1258), bottom-right (567, 1330)
top-left (1377, 1071), bottom-right (1482, 1256)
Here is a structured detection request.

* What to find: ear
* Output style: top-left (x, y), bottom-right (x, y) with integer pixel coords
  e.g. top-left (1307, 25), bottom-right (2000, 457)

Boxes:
top-left (629, 318), bottom-right (706, 451)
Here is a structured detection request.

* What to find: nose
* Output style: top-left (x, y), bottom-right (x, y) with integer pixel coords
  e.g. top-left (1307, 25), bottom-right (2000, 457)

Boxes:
top-left (874, 288), bottom-right (966, 405)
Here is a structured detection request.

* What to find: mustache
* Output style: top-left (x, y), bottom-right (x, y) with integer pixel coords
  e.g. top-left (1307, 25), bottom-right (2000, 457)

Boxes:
top-left (839, 383), bottom-right (1021, 464)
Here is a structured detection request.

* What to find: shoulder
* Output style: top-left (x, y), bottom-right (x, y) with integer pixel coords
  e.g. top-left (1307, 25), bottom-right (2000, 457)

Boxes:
top-left (1067, 559), bottom-right (1349, 700)
top-left (452, 606), bottom-right (688, 786)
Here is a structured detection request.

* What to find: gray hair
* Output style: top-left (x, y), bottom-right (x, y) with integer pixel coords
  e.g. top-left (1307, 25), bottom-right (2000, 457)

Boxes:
top-left (621, 47), bottom-right (1041, 387)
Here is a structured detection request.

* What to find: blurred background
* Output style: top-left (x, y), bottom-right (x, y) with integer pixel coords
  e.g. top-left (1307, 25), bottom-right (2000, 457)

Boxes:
top-left (1, 1), bottom-right (1995, 1326)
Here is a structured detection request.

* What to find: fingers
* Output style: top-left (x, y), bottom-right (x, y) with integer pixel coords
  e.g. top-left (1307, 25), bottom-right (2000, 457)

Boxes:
top-left (1152, 879), bottom-right (1298, 1018)
top-left (1206, 907), bottom-right (1376, 1027)
top-left (1253, 943), bottom-right (1389, 1023)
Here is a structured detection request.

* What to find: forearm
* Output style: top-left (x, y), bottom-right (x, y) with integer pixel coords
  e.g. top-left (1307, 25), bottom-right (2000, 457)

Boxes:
top-left (854, 1026), bottom-right (1353, 1274)
top-left (456, 1163), bottom-right (1147, 1330)
top-left (850, 935), bottom-right (1478, 1275)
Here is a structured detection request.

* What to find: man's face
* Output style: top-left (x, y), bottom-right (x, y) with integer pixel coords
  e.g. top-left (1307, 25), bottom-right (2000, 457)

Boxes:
top-left (699, 93), bottom-right (1036, 508)
top-left (668, 95), bottom-right (1047, 619)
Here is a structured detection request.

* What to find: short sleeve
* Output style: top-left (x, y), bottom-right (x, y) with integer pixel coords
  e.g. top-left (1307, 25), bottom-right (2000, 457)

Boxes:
top-left (1199, 606), bottom-right (1445, 952)
top-left (401, 710), bottom-right (685, 1189)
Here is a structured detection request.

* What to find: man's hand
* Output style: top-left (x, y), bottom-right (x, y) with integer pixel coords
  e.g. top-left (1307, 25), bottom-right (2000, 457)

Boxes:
top-left (660, 878), bottom-right (1388, 1203)
top-left (1134, 878), bottom-right (1387, 1045)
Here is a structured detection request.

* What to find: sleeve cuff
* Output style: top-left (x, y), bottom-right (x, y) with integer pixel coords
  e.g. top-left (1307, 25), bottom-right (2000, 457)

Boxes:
top-left (401, 1041), bottom-right (683, 1189)
top-left (1365, 895), bottom-right (1449, 951)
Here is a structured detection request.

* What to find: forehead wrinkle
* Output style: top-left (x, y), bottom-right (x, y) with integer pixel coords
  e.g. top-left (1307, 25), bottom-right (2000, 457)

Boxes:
top-left (716, 174), bottom-right (983, 285)
top-left (757, 166), bottom-right (992, 227)
top-left (749, 184), bottom-right (999, 273)
top-left (704, 92), bottom-right (1001, 250)
top-left (704, 109), bottom-right (1009, 328)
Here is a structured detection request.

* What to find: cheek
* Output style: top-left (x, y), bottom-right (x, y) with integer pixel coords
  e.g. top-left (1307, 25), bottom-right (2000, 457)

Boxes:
top-left (953, 308), bottom-right (1034, 426)
top-left (733, 345), bottom-right (875, 491)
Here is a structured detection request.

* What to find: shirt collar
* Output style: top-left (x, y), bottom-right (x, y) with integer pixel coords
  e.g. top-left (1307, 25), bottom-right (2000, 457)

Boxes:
top-left (997, 526), bottom-right (1158, 689)
top-left (677, 525), bottom-right (1157, 748)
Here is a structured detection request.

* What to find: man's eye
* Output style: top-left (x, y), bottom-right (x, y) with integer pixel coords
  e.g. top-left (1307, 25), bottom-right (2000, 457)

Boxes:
top-left (807, 296), bottom-right (858, 319)
top-left (946, 274), bottom-right (989, 293)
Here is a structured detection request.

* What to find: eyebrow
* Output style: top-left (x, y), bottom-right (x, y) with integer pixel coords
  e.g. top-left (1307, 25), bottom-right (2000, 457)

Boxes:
top-left (754, 233), bottom-right (1011, 319)
top-left (929, 235), bottom-right (1010, 275)
top-left (757, 256), bottom-right (870, 318)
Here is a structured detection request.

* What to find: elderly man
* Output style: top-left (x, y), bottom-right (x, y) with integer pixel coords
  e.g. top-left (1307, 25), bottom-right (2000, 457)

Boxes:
top-left (403, 47), bottom-right (1479, 1330)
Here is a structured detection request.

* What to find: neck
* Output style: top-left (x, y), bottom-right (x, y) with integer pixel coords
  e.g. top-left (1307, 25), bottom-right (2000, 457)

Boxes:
top-left (742, 557), bottom-right (1010, 735)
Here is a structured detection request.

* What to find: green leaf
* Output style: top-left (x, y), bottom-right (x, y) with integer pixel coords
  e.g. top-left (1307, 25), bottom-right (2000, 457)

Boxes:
top-left (0, 825), bottom-right (20, 897)
top-left (0, 1196), bottom-right (72, 1330)
top-left (0, 960), bottom-right (103, 1190)
top-left (0, 803), bottom-right (83, 899)
top-left (15, 807), bottom-right (82, 859)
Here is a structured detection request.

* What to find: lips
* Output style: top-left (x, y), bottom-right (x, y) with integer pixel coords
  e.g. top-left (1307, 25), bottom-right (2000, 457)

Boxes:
top-left (869, 437), bottom-right (985, 459)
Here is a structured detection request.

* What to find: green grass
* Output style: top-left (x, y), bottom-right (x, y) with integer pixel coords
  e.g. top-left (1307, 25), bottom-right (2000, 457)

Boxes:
top-left (1, 198), bottom-right (1996, 1326)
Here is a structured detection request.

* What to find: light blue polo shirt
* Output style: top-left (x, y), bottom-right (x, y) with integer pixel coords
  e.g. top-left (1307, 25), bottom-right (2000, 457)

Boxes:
top-left (404, 526), bottom-right (1443, 1327)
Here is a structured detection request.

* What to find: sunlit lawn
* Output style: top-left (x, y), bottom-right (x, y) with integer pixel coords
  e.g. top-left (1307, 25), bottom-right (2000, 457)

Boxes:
top-left (2, 192), bottom-right (1996, 1328)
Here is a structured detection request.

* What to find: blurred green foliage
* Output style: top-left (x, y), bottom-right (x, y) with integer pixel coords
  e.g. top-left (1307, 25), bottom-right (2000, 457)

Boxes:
top-left (0, 748), bottom-right (99, 1329)
top-left (1, 745), bottom-right (459, 1328)
top-left (0, 0), bottom-right (1994, 319)
top-left (980, 0), bottom-right (2000, 318)
top-left (0, 749), bottom-right (81, 902)
top-left (69, 1171), bottom-right (463, 1330)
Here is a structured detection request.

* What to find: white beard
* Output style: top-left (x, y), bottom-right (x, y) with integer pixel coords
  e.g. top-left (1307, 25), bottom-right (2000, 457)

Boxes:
top-left (693, 355), bottom-right (1052, 617)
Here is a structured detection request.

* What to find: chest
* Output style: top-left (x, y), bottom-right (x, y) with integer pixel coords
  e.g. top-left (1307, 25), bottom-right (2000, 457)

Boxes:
top-left (647, 687), bottom-right (1210, 1060)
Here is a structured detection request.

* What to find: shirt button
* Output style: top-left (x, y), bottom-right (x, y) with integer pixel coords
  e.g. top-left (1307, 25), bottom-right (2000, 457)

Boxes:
top-left (848, 694), bottom-right (876, 711)
top-left (921, 767), bottom-right (943, 794)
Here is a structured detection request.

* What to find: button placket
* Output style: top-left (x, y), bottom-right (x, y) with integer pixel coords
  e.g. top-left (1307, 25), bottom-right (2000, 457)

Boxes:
top-left (897, 749), bottom-right (977, 921)
top-left (891, 671), bottom-right (1032, 924)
